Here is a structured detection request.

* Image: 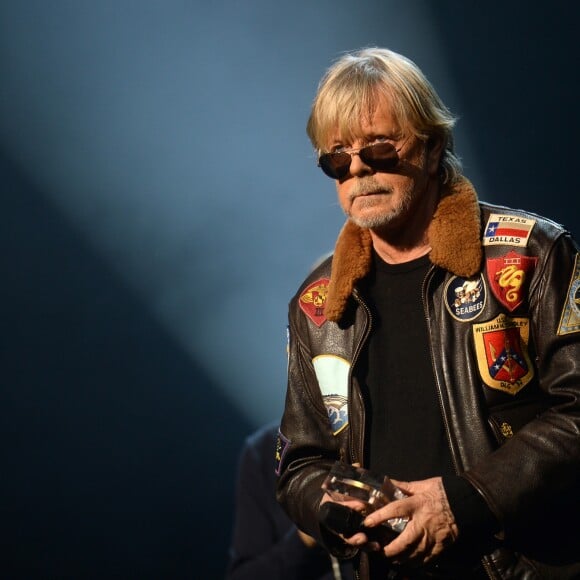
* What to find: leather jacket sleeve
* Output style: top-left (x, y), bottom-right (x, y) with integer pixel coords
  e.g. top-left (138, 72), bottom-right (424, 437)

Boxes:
top-left (461, 231), bottom-right (580, 552)
top-left (276, 267), bottom-right (359, 559)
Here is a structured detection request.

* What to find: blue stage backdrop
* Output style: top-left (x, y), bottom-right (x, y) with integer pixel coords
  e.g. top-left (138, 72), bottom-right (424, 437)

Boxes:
top-left (0, 1), bottom-right (577, 577)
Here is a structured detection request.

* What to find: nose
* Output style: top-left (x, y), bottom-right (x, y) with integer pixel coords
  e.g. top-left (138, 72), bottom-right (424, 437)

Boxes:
top-left (347, 151), bottom-right (373, 177)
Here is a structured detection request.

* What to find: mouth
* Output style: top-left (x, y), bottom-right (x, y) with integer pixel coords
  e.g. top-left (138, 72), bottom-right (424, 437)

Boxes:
top-left (350, 188), bottom-right (390, 202)
top-left (366, 188), bottom-right (389, 195)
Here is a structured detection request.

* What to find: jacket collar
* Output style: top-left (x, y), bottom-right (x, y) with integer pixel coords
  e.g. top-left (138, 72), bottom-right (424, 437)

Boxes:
top-left (324, 176), bottom-right (483, 321)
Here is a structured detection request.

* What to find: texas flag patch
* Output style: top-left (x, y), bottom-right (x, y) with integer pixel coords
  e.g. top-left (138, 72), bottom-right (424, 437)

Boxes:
top-left (299, 278), bottom-right (329, 327)
top-left (483, 214), bottom-right (536, 247)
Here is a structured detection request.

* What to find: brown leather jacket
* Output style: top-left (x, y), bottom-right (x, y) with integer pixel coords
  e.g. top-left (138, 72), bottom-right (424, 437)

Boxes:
top-left (276, 177), bottom-right (580, 579)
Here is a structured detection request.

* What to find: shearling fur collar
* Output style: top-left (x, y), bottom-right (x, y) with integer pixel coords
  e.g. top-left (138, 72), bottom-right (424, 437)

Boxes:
top-left (324, 176), bottom-right (482, 321)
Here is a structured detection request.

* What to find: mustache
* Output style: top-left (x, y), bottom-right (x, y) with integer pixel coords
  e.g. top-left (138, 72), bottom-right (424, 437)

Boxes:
top-left (348, 178), bottom-right (393, 202)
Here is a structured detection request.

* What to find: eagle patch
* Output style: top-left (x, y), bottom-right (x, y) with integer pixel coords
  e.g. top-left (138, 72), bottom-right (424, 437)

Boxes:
top-left (444, 274), bottom-right (486, 321)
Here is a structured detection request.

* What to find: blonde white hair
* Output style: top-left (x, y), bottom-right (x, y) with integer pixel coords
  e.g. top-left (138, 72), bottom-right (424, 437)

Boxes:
top-left (306, 47), bottom-right (462, 183)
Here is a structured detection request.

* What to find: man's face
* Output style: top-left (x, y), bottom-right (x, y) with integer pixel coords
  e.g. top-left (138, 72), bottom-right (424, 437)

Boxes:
top-left (327, 99), bottom-right (441, 232)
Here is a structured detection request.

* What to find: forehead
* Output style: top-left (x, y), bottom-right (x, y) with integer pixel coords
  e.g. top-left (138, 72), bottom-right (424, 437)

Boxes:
top-left (325, 97), bottom-right (403, 147)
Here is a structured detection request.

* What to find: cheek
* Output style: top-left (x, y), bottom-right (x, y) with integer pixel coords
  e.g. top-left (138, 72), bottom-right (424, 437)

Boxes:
top-left (336, 183), bottom-right (349, 208)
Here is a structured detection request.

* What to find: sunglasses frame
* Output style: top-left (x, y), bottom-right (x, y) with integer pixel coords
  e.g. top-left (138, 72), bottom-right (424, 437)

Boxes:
top-left (318, 141), bottom-right (404, 180)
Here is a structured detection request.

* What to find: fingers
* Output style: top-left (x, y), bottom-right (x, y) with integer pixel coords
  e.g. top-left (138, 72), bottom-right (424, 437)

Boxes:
top-left (359, 477), bottom-right (458, 565)
top-left (343, 531), bottom-right (368, 546)
top-left (342, 531), bottom-right (382, 552)
top-left (362, 501), bottom-right (409, 528)
top-left (389, 478), bottom-right (410, 491)
top-left (322, 475), bottom-right (459, 564)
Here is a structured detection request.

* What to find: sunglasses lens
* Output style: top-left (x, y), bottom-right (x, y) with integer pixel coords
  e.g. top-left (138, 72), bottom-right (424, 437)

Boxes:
top-left (359, 142), bottom-right (399, 170)
top-left (318, 152), bottom-right (351, 179)
top-left (318, 142), bottom-right (400, 179)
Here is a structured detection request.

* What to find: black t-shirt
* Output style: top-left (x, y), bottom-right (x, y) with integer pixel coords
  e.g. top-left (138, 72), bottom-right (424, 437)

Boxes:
top-left (359, 251), bottom-right (455, 481)
top-left (357, 251), bottom-right (498, 578)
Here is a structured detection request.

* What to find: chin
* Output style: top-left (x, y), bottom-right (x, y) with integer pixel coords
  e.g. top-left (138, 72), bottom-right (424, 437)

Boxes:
top-left (350, 213), bottom-right (395, 229)
top-left (348, 205), bottom-right (397, 227)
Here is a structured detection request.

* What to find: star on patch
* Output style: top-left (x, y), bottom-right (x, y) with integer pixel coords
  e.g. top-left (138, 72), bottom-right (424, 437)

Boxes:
top-left (483, 213), bottom-right (536, 247)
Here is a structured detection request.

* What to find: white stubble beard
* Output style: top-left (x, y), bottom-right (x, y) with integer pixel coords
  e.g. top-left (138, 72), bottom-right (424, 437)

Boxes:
top-left (346, 177), bottom-right (414, 230)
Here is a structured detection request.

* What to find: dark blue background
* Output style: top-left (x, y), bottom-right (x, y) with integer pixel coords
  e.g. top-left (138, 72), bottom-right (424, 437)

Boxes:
top-left (1, 2), bottom-right (577, 578)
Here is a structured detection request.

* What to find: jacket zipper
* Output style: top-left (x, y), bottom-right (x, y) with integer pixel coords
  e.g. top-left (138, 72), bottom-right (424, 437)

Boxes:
top-left (421, 265), bottom-right (461, 475)
top-left (349, 291), bottom-right (373, 580)
top-left (349, 289), bottom-right (373, 467)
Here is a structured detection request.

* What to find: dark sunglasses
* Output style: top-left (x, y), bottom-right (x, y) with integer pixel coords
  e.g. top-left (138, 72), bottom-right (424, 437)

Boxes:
top-left (318, 141), bottom-right (403, 180)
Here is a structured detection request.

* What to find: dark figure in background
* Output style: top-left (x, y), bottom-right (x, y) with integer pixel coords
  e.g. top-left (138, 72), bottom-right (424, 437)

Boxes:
top-left (275, 47), bottom-right (580, 579)
top-left (226, 421), bottom-right (355, 580)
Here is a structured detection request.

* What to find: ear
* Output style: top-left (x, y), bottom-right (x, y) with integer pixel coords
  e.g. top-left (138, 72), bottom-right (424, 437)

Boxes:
top-left (426, 136), bottom-right (445, 176)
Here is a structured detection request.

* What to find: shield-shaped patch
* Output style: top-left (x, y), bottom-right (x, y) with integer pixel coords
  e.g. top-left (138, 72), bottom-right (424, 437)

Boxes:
top-left (299, 278), bottom-right (330, 327)
top-left (486, 250), bottom-right (537, 312)
top-left (472, 314), bottom-right (534, 395)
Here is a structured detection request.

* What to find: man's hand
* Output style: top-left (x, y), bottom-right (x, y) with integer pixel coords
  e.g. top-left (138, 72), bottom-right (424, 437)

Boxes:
top-left (318, 493), bottom-right (367, 549)
top-left (360, 476), bottom-right (458, 565)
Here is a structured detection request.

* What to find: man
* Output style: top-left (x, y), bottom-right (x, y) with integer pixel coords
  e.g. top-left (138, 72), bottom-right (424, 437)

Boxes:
top-left (226, 421), bottom-right (354, 580)
top-left (275, 47), bottom-right (580, 579)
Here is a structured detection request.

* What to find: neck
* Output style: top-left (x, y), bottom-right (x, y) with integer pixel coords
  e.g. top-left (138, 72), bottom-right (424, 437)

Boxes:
top-left (370, 235), bottom-right (432, 264)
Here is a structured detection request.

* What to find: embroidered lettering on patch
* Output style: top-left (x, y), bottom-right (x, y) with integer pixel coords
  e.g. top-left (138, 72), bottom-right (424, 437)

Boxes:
top-left (275, 429), bottom-right (290, 476)
top-left (557, 253), bottom-right (580, 335)
top-left (473, 314), bottom-right (534, 395)
top-left (299, 278), bottom-right (329, 327)
top-left (487, 251), bottom-right (537, 312)
top-left (312, 354), bottom-right (349, 434)
top-left (483, 213), bottom-right (536, 247)
top-left (444, 274), bottom-right (486, 321)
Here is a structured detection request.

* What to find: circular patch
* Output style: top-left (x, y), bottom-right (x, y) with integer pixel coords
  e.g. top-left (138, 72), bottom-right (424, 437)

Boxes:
top-left (444, 274), bottom-right (486, 322)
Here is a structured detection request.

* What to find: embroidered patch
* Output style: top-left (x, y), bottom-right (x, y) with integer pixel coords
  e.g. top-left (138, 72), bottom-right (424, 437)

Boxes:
top-left (312, 354), bottom-right (349, 434)
top-left (275, 429), bottom-right (290, 476)
top-left (487, 250), bottom-right (537, 312)
top-left (444, 274), bottom-right (486, 321)
top-left (557, 253), bottom-right (580, 335)
top-left (472, 314), bottom-right (534, 395)
top-left (483, 213), bottom-right (536, 247)
top-left (299, 278), bottom-right (329, 327)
